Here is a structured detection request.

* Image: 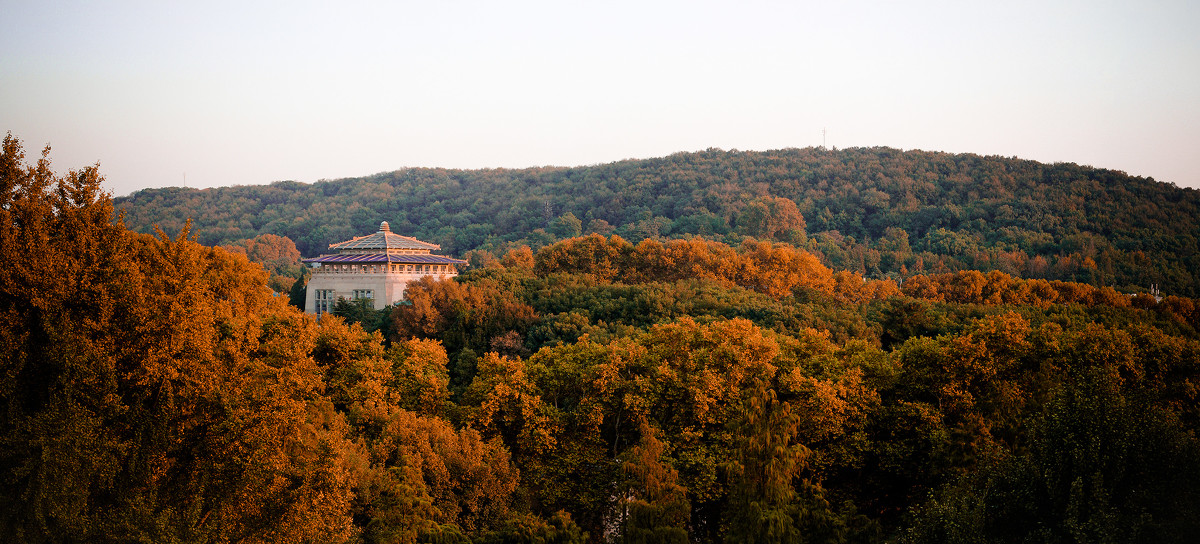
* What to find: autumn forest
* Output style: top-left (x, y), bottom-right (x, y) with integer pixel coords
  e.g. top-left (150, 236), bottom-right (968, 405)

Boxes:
top-left (3, 133), bottom-right (1200, 543)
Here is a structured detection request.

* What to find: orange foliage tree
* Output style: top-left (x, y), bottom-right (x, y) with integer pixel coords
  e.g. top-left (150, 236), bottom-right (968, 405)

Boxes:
top-left (534, 235), bottom-right (900, 303)
top-left (0, 134), bottom-right (359, 542)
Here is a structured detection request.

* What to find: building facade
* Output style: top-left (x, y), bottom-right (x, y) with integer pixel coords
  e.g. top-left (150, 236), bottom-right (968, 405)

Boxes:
top-left (303, 222), bottom-right (467, 315)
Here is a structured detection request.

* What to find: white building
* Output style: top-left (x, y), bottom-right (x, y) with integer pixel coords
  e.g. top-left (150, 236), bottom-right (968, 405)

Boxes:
top-left (303, 222), bottom-right (467, 315)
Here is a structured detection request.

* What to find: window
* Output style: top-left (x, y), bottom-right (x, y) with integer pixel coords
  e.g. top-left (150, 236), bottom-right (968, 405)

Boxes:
top-left (315, 289), bottom-right (337, 315)
top-left (353, 289), bottom-right (374, 300)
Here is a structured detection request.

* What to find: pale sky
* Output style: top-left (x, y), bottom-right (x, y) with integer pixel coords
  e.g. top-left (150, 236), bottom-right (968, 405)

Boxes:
top-left (3, 0), bottom-right (1198, 196)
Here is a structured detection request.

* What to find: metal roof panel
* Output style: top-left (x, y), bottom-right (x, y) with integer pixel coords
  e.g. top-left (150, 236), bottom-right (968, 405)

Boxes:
top-left (303, 253), bottom-right (467, 265)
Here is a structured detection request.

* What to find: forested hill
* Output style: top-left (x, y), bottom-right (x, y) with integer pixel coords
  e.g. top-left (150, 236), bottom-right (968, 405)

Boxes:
top-left (115, 147), bottom-right (1200, 296)
top-left (9, 133), bottom-right (1200, 542)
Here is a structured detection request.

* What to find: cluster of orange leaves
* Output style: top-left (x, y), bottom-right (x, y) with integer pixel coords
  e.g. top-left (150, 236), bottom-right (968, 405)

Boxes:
top-left (532, 234), bottom-right (900, 302)
top-left (902, 270), bottom-right (1199, 325)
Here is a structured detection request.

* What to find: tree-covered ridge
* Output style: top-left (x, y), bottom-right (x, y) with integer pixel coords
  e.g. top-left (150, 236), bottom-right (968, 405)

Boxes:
top-left (6, 134), bottom-right (1200, 542)
top-left (115, 146), bottom-right (1200, 296)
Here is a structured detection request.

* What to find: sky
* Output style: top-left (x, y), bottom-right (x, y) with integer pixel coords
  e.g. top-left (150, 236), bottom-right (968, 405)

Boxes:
top-left (2, 0), bottom-right (1198, 196)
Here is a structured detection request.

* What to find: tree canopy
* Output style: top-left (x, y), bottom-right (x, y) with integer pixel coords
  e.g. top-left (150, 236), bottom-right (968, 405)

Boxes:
top-left (115, 146), bottom-right (1200, 297)
top-left (5, 133), bottom-right (1200, 543)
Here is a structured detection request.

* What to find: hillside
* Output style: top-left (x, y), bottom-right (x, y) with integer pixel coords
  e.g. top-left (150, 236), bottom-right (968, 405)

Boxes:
top-left (9, 133), bottom-right (1200, 542)
top-left (115, 146), bottom-right (1200, 295)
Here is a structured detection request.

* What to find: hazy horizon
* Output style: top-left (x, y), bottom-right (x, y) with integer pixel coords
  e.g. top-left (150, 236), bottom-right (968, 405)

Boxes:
top-left (100, 143), bottom-right (1200, 198)
top-left (4, 1), bottom-right (1198, 196)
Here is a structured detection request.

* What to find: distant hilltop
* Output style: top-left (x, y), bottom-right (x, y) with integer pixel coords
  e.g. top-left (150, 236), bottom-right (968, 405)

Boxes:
top-left (115, 147), bottom-right (1200, 297)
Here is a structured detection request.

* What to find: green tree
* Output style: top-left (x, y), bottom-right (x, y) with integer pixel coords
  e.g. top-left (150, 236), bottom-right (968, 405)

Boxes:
top-left (620, 422), bottom-right (690, 544)
top-left (551, 212), bottom-right (584, 239)
top-left (903, 369), bottom-right (1200, 543)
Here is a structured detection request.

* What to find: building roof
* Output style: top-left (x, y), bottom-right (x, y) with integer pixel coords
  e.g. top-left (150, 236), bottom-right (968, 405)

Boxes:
top-left (303, 253), bottom-right (467, 265)
top-left (328, 221), bottom-right (442, 252)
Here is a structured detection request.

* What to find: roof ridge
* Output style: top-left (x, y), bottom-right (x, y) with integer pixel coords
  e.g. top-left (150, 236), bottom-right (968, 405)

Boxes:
top-left (329, 233), bottom-right (369, 249)
top-left (327, 228), bottom-right (442, 251)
